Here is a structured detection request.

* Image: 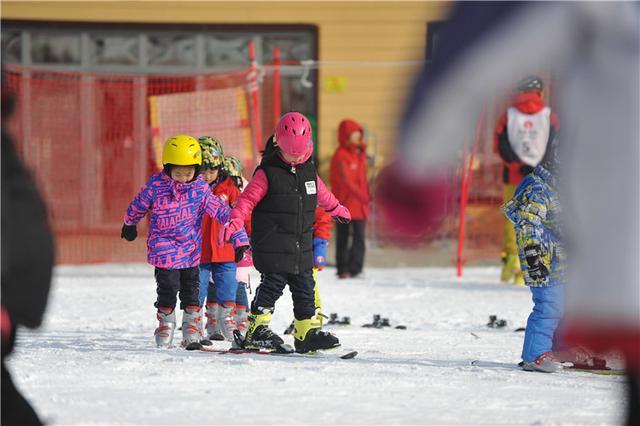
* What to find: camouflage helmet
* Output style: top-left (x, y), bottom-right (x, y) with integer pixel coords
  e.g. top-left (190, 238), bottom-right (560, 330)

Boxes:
top-left (222, 156), bottom-right (243, 178)
top-left (198, 136), bottom-right (224, 169)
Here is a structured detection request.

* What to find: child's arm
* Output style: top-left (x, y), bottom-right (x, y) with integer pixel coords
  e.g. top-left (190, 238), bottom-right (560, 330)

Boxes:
top-left (121, 178), bottom-right (154, 241)
top-left (317, 176), bottom-right (351, 223)
top-left (203, 189), bottom-right (250, 256)
top-left (220, 170), bottom-right (269, 245)
top-left (502, 182), bottom-right (551, 282)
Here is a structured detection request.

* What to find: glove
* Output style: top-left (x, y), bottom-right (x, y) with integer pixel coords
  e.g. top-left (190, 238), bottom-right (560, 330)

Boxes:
top-left (219, 219), bottom-right (243, 245)
top-left (524, 244), bottom-right (549, 282)
top-left (313, 237), bottom-right (328, 270)
top-left (121, 224), bottom-right (137, 242)
top-left (234, 245), bottom-right (249, 263)
top-left (329, 204), bottom-right (351, 224)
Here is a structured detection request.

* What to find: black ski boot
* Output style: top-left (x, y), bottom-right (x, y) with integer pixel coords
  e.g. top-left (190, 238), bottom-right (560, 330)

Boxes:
top-left (293, 319), bottom-right (340, 353)
top-left (243, 309), bottom-right (285, 350)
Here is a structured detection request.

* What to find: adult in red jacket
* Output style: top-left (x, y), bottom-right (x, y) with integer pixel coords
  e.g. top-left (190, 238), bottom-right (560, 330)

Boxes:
top-left (494, 76), bottom-right (559, 285)
top-left (330, 119), bottom-right (371, 278)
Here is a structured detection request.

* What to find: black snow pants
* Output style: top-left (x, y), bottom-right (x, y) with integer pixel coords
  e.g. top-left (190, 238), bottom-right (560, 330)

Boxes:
top-left (154, 266), bottom-right (200, 310)
top-left (251, 269), bottom-right (316, 320)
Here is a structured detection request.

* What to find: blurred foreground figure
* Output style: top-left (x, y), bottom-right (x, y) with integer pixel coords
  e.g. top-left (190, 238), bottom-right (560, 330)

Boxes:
top-left (378, 2), bottom-right (639, 422)
top-left (1, 73), bottom-right (55, 425)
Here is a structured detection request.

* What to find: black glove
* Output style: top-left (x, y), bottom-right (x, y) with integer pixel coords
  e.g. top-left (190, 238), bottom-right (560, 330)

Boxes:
top-left (121, 224), bottom-right (137, 242)
top-left (524, 244), bottom-right (549, 282)
top-left (520, 164), bottom-right (534, 176)
top-left (234, 245), bottom-right (249, 263)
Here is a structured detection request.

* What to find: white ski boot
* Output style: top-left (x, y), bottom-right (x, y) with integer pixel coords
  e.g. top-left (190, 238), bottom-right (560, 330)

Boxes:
top-left (181, 306), bottom-right (203, 350)
top-left (217, 303), bottom-right (237, 341)
top-left (205, 302), bottom-right (225, 341)
top-left (235, 307), bottom-right (249, 336)
top-left (154, 307), bottom-right (176, 348)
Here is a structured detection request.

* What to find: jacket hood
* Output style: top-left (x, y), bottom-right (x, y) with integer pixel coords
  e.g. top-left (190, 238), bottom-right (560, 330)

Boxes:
top-left (513, 91), bottom-right (545, 114)
top-left (338, 119), bottom-right (364, 148)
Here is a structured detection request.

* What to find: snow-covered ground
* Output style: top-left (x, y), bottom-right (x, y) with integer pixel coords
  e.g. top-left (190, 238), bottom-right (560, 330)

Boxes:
top-left (8, 264), bottom-right (626, 425)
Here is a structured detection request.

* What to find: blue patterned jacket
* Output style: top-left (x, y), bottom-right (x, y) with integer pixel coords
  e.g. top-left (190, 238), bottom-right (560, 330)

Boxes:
top-left (502, 165), bottom-right (566, 287)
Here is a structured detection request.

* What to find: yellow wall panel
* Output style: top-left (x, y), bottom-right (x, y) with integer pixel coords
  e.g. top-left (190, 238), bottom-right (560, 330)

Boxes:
top-left (2, 0), bottom-right (451, 180)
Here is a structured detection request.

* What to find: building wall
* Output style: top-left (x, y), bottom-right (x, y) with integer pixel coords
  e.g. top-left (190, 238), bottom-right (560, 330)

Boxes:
top-left (2, 1), bottom-right (450, 178)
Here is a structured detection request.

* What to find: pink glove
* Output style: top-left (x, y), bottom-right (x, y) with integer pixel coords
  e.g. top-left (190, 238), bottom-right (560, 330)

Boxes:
top-left (218, 218), bottom-right (243, 246)
top-left (329, 204), bottom-right (351, 224)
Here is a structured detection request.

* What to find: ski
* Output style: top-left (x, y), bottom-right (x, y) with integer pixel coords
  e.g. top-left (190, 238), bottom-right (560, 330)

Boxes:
top-left (197, 345), bottom-right (358, 359)
top-left (470, 360), bottom-right (625, 375)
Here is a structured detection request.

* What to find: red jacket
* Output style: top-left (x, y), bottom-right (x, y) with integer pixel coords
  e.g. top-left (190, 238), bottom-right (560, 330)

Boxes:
top-left (494, 91), bottom-right (559, 185)
top-left (330, 119), bottom-right (371, 220)
top-left (201, 177), bottom-right (240, 264)
top-left (313, 207), bottom-right (331, 240)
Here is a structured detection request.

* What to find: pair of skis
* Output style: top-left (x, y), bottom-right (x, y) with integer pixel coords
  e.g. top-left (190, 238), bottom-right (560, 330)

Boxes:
top-left (194, 330), bottom-right (358, 360)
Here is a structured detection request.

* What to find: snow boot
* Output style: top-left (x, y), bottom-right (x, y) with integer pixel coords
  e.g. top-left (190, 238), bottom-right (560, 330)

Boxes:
top-left (205, 302), bottom-right (225, 341)
top-left (217, 302), bottom-right (237, 341)
top-left (293, 318), bottom-right (340, 353)
top-left (521, 352), bottom-right (562, 373)
top-left (154, 307), bottom-right (176, 348)
top-left (244, 308), bottom-right (284, 350)
top-left (235, 307), bottom-right (249, 336)
top-left (181, 306), bottom-right (203, 350)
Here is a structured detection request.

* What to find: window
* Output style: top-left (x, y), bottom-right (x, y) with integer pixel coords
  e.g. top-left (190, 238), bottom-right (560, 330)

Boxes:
top-left (31, 32), bottom-right (81, 64)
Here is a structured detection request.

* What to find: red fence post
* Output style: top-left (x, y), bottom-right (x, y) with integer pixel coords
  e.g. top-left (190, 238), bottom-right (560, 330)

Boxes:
top-left (456, 106), bottom-right (486, 277)
top-left (248, 40), bottom-right (263, 152)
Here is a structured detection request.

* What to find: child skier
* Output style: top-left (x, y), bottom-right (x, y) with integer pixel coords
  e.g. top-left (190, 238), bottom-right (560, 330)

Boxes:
top-left (121, 135), bottom-right (249, 350)
top-left (196, 136), bottom-right (244, 341)
top-left (222, 156), bottom-right (252, 335)
top-left (502, 136), bottom-right (566, 372)
top-left (221, 112), bottom-right (351, 353)
top-left (495, 75), bottom-right (559, 285)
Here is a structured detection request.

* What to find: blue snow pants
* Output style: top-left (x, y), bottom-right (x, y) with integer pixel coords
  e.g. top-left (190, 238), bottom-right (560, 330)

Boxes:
top-left (521, 284), bottom-right (564, 362)
top-left (236, 283), bottom-right (249, 308)
top-left (198, 262), bottom-right (238, 306)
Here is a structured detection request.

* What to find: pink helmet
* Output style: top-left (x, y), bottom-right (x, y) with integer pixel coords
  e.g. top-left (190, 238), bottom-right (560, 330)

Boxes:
top-left (274, 112), bottom-right (313, 157)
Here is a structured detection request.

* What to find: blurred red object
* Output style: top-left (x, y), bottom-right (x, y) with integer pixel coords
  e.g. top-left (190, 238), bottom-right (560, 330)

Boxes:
top-left (375, 161), bottom-right (451, 245)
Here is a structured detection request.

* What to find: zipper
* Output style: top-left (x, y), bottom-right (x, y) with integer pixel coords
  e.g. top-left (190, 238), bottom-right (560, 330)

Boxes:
top-left (293, 165), bottom-right (302, 274)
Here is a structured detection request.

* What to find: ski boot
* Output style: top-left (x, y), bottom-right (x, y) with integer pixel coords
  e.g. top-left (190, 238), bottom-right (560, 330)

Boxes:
top-left (521, 352), bottom-right (562, 373)
top-left (205, 302), bottom-right (225, 341)
top-left (293, 318), bottom-right (340, 353)
top-left (283, 321), bottom-right (295, 335)
top-left (235, 307), bottom-right (249, 337)
top-left (181, 306), bottom-right (204, 350)
top-left (217, 302), bottom-right (237, 341)
top-left (243, 308), bottom-right (285, 351)
top-left (154, 307), bottom-right (176, 348)
top-left (328, 313), bottom-right (340, 325)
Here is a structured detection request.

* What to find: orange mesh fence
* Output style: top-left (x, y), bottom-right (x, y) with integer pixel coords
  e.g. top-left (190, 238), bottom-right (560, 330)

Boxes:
top-left (4, 66), bottom-right (257, 265)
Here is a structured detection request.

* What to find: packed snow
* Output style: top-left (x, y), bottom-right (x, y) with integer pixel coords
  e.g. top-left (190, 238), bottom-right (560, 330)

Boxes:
top-left (7, 264), bottom-right (626, 425)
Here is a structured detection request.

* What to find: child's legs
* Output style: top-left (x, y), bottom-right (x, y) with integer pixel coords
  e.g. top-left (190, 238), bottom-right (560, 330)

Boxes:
top-left (335, 222), bottom-right (351, 275)
top-left (154, 268), bottom-right (181, 310)
top-left (198, 263), bottom-right (213, 307)
top-left (250, 272), bottom-right (287, 314)
top-left (288, 269), bottom-right (316, 320)
top-left (349, 220), bottom-right (367, 275)
top-left (178, 266), bottom-right (200, 310)
top-left (522, 285), bottom-right (564, 362)
top-left (236, 283), bottom-right (249, 310)
top-left (212, 262), bottom-right (238, 305)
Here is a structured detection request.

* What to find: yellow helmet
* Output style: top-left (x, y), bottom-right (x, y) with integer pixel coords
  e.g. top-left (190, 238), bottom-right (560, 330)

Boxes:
top-left (162, 135), bottom-right (202, 166)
